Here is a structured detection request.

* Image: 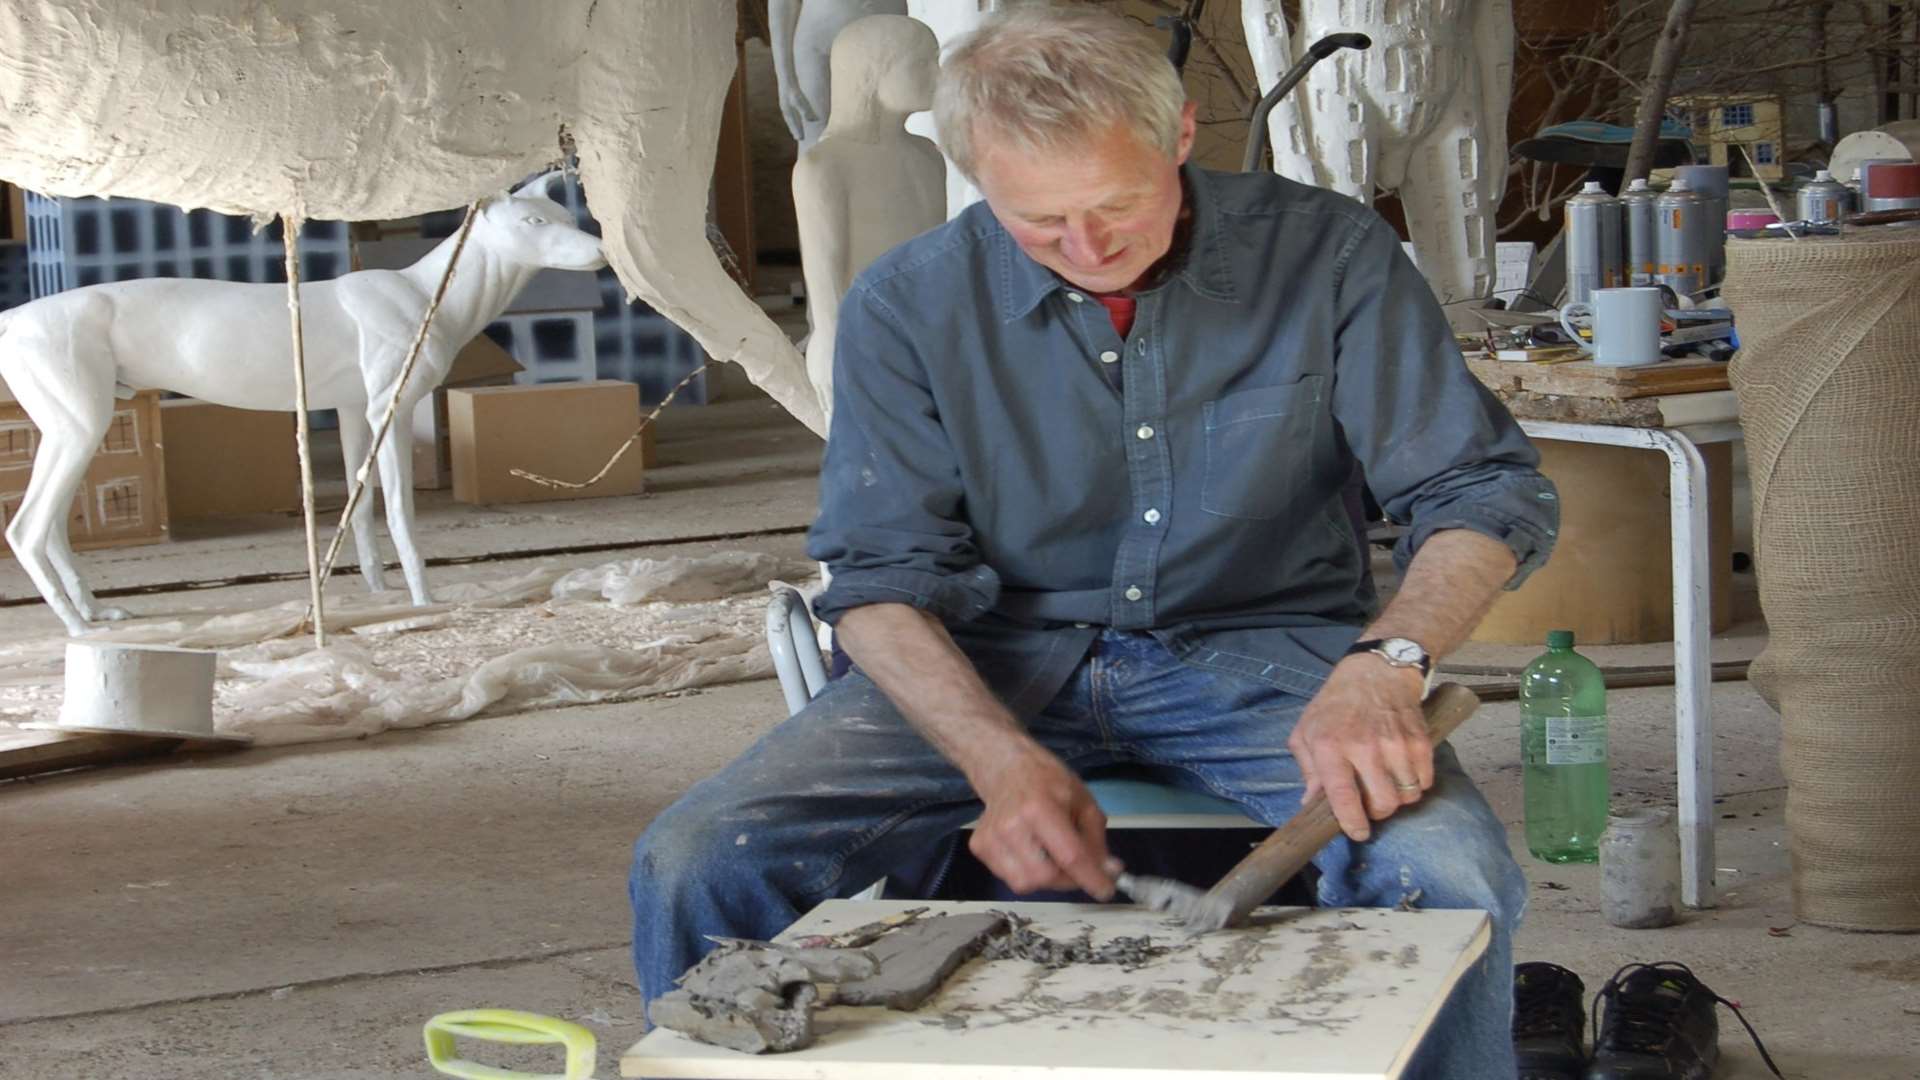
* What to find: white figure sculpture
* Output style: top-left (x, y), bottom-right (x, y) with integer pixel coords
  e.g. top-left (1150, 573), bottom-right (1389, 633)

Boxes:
top-left (0, 1), bottom-right (826, 432)
top-left (0, 176), bottom-right (605, 636)
top-left (768, 0), bottom-right (909, 153)
top-left (793, 15), bottom-right (944, 412)
top-left (906, 0), bottom-right (1037, 219)
top-left (1243, 0), bottom-right (1513, 310)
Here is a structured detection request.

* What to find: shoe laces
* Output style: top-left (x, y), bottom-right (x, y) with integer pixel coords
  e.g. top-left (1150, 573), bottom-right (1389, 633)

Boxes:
top-left (1512, 962), bottom-right (1583, 1039)
top-left (1590, 961), bottom-right (1785, 1078)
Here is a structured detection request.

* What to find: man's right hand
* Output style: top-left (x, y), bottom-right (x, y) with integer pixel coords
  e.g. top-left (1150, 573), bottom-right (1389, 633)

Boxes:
top-left (969, 745), bottom-right (1116, 899)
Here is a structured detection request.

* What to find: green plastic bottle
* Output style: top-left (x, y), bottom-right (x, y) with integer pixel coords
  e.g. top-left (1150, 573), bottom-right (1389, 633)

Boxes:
top-left (1520, 629), bottom-right (1609, 863)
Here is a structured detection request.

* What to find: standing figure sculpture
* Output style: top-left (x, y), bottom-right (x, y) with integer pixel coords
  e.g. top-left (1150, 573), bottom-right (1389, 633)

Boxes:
top-left (1243, 0), bottom-right (1514, 310)
top-left (768, 0), bottom-right (910, 154)
top-left (0, 177), bottom-right (604, 636)
top-left (793, 15), bottom-right (944, 413)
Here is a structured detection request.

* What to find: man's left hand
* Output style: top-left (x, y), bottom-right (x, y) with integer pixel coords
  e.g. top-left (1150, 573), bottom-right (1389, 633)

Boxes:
top-left (1288, 654), bottom-right (1433, 843)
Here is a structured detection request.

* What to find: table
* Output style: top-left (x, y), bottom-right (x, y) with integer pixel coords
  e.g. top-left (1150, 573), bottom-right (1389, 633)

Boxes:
top-left (623, 899), bottom-right (1492, 1080)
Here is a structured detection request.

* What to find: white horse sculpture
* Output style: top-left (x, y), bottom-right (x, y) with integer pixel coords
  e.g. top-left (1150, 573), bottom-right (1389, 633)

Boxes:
top-left (0, 0), bottom-right (822, 433)
top-left (0, 176), bottom-right (604, 636)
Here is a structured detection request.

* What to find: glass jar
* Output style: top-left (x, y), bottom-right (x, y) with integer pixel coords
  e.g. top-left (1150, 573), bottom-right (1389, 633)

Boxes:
top-left (1600, 808), bottom-right (1681, 929)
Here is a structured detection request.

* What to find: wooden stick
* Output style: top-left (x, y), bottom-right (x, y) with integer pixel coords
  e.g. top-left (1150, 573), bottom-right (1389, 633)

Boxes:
top-left (282, 212), bottom-right (326, 649)
top-left (310, 202), bottom-right (481, 597)
top-left (1200, 684), bottom-right (1482, 929)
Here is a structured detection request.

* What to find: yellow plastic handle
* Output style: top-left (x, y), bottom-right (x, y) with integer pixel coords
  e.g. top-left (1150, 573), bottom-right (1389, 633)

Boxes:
top-left (423, 1009), bottom-right (597, 1080)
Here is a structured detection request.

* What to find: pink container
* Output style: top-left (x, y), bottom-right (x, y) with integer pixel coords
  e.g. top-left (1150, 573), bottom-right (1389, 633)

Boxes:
top-left (1726, 209), bottom-right (1779, 230)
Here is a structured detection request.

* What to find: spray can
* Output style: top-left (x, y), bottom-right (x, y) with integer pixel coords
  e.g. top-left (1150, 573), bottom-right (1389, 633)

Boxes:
top-left (1654, 179), bottom-right (1708, 301)
top-left (1673, 165), bottom-right (1728, 284)
top-left (1619, 179), bottom-right (1658, 285)
top-left (1564, 181), bottom-right (1626, 305)
top-left (1796, 169), bottom-right (1852, 225)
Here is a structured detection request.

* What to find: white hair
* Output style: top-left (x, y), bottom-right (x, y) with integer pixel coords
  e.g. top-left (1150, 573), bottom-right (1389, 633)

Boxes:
top-left (933, 5), bottom-right (1187, 181)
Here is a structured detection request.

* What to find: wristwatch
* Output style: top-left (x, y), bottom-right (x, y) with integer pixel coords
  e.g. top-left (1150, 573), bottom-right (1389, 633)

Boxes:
top-left (1344, 637), bottom-right (1434, 695)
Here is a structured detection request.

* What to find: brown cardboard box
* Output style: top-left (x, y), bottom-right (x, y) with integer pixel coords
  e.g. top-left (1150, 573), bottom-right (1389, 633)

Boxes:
top-left (0, 390), bottom-right (168, 553)
top-left (448, 380), bottom-right (646, 505)
top-left (160, 400), bottom-right (300, 519)
top-left (411, 335), bottom-right (524, 490)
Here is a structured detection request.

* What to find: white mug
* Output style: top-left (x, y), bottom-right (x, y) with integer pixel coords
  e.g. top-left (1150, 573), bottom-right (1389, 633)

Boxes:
top-left (1560, 286), bottom-right (1663, 368)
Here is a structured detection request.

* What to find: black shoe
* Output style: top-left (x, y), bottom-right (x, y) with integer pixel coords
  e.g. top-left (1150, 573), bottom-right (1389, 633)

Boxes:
top-left (1585, 961), bottom-right (1784, 1080)
top-left (1514, 962), bottom-right (1587, 1079)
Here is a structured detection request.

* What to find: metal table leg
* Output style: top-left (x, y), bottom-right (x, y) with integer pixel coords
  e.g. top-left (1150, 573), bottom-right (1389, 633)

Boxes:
top-left (1519, 420), bottom-right (1731, 909)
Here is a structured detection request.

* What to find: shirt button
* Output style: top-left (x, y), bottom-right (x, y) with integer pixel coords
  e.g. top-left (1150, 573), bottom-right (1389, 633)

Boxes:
top-left (1143, 508), bottom-right (1161, 524)
top-left (1066, 292), bottom-right (1085, 303)
top-left (1136, 425), bottom-right (1154, 440)
top-left (1099, 350), bottom-right (1119, 364)
top-left (1124, 586), bottom-right (1143, 602)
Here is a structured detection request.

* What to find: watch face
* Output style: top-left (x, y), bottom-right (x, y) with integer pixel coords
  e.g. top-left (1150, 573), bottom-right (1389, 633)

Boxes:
top-left (1381, 638), bottom-right (1424, 664)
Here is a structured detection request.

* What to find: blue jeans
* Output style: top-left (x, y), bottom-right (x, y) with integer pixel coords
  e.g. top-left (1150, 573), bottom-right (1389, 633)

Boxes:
top-left (631, 629), bottom-right (1523, 1077)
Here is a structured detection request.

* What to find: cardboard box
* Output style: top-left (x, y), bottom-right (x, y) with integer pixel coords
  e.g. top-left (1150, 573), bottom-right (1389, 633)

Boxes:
top-left (411, 335), bottom-right (525, 489)
top-left (0, 390), bottom-right (168, 553)
top-left (160, 399), bottom-right (300, 519)
top-left (448, 380), bottom-right (647, 505)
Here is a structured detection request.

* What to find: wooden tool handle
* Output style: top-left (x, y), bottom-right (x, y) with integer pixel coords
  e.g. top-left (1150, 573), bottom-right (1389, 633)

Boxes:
top-left (1201, 682), bottom-right (1482, 927)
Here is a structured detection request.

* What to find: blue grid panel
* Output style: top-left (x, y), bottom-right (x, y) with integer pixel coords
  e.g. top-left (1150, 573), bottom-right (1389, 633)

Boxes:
top-left (0, 244), bottom-right (29, 312)
top-left (422, 171), bottom-right (708, 405)
top-left (25, 193), bottom-right (349, 299)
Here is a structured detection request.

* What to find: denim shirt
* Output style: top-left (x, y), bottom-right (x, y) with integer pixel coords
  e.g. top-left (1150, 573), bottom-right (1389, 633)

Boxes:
top-left (807, 165), bottom-right (1558, 718)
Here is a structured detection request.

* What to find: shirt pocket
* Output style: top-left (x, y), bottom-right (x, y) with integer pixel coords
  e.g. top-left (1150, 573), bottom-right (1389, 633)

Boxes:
top-left (1201, 376), bottom-right (1325, 521)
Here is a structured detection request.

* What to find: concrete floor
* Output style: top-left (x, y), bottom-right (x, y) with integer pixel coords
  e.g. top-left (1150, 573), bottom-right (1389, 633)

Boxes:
top-left (2, 400), bottom-right (1915, 1079)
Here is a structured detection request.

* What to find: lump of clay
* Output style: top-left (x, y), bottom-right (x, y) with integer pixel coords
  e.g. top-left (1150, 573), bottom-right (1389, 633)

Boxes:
top-left (834, 912), bottom-right (1006, 1010)
top-left (648, 940), bottom-right (878, 1054)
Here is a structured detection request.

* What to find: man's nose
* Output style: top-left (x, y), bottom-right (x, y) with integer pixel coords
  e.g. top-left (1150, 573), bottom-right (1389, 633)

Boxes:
top-left (1062, 217), bottom-right (1113, 266)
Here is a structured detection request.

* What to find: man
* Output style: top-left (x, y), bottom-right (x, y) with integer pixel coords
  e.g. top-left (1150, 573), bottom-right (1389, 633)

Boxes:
top-left (632, 8), bottom-right (1556, 1076)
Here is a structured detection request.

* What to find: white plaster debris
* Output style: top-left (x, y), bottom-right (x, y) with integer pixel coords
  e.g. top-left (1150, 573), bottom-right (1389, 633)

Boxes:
top-left (0, 552), bottom-right (819, 746)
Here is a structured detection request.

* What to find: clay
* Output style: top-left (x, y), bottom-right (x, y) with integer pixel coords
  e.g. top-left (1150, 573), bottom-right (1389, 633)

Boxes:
top-left (982, 915), bottom-right (1173, 971)
top-left (835, 912), bottom-right (1006, 1009)
top-left (648, 939), bottom-right (879, 1054)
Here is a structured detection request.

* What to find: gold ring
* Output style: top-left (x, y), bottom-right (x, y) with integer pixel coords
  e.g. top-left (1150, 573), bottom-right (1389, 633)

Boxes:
top-left (1394, 782), bottom-right (1421, 792)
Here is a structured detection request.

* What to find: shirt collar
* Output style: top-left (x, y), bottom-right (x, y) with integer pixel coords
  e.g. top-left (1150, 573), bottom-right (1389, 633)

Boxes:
top-left (995, 162), bottom-right (1240, 324)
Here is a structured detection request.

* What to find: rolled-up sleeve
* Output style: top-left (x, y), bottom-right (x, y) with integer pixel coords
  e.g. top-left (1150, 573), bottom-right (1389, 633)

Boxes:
top-left (807, 286), bottom-right (1000, 624)
top-left (1329, 215), bottom-right (1559, 588)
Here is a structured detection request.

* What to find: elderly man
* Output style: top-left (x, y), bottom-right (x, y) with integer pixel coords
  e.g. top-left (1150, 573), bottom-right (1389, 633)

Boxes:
top-left (632, 7), bottom-right (1555, 1075)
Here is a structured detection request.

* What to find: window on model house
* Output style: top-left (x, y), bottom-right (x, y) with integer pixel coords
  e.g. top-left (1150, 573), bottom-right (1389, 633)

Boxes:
top-left (1722, 103), bottom-right (1755, 128)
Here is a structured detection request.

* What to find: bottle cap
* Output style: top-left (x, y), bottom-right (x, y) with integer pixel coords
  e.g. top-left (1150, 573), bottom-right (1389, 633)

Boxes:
top-left (1628, 178), bottom-right (1650, 191)
top-left (1582, 181), bottom-right (1604, 193)
top-left (1546, 629), bottom-right (1575, 649)
top-left (1814, 169), bottom-right (1833, 182)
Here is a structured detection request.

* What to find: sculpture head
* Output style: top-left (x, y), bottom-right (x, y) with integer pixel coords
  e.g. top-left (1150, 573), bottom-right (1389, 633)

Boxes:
top-left (830, 15), bottom-right (940, 118)
top-left (934, 6), bottom-right (1195, 295)
top-left (476, 171), bottom-right (608, 273)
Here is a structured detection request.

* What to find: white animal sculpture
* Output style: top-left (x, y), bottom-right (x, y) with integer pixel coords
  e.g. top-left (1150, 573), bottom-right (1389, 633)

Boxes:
top-left (0, 176), bottom-right (605, 636)
top-left (793, 15), bottom-right (944, 414)
top-left (768, 0), bottom-right (909, 154)
top-left (0, 0), bottom-right (824, 433)
top-left (1243, 0), bottom-right (1513, 311)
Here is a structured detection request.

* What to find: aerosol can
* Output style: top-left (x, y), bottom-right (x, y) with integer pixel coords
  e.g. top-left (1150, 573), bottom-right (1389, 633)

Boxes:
top-left (1564, 181), bottom-right (1626, 305)
top-left (1796, 169), bottom-right (1852, 225)
top-left (1654, 180), bottom-right (1708, 301)
top-left (1619, 179), bottom-right (1658, 285)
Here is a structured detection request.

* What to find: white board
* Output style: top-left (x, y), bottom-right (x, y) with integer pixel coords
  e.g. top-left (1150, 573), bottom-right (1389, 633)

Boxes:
top-left (622, 899), bottom-right (1491, 1080)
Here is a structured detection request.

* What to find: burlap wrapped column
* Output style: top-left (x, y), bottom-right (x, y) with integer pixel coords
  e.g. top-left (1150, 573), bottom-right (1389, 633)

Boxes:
top-left (1725, 233), bottom-right (1920, 930)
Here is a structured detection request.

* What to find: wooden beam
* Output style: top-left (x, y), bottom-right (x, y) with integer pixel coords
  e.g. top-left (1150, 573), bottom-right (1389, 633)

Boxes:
top-left (0, 729), bottom-right (185, 781)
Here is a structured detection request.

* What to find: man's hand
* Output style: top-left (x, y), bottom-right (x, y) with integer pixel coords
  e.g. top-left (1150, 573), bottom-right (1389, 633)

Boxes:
top-left (969, 744), bottom-right (1116, 899)
top-left (1289, 654), bottom-right (1433, 842)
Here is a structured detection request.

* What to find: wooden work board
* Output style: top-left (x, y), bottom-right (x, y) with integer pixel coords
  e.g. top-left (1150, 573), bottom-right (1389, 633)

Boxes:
top-left (623, 899), bottom-right (1491, 1080)
top-left (1465, 354), bottom-right (1730, 400)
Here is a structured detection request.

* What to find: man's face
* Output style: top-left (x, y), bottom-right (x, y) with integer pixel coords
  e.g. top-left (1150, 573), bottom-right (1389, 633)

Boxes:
top-left (973, 102), bottom-right (1197, 295)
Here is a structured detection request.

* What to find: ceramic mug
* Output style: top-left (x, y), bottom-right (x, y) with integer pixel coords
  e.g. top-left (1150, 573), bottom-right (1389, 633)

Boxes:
top-left (1560, 286), bottom-right (1663, 368)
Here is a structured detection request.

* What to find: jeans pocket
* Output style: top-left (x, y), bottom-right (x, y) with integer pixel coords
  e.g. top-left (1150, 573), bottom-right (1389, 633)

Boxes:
top-left (1201, 376), bottom-right (1324, 520)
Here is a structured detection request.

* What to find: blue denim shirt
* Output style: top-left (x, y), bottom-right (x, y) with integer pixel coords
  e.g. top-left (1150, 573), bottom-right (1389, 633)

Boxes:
top-left (808, 165), bottom-right (1557, 718)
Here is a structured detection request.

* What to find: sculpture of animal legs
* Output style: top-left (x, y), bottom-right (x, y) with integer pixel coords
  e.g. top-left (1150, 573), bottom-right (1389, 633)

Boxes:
top-left (363, 395), bottom-right (431, 606)
top-left (0, 297), bottom-right (125, 635)
top-left (332, 409), bottom-right (391, 594)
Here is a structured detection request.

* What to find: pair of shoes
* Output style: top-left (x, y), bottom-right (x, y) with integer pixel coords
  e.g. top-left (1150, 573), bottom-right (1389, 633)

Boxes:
top-left (1512, 960), bottom-right (1786, 1080)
